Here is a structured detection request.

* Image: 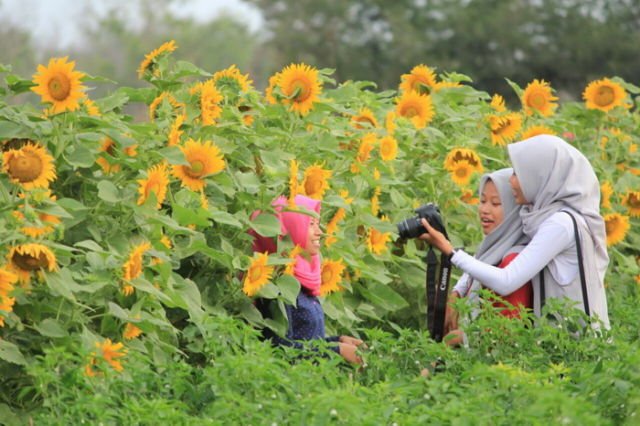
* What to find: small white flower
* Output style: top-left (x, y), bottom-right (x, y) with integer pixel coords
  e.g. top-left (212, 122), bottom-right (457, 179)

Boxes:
top-left (330, 409), bottom-right (338, 417)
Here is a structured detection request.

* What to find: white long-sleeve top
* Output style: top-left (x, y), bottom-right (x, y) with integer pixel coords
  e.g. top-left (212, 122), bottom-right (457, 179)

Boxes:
top-left (451, 212), bottom-right (578, 296)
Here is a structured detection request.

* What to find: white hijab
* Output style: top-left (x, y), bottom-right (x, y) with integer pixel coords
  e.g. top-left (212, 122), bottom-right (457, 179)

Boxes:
top-left (507, 135), bottom-right (609, 276)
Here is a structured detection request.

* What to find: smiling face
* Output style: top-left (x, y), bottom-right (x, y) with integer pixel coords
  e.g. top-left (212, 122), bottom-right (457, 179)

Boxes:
top-left (306, 217), bottom-right (322, 255)
top-left (509, 172), bottom-right (529, 205)
top-left (479, 179), bottom-right (504, 235)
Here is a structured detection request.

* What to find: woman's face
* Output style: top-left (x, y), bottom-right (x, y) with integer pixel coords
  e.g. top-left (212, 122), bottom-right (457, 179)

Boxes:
top-left (306, 217), bottom-right (322, 255)
top-left (479, 180), bottom-right (504, 235)
top-left (509, 172), bottom-right (528, 205)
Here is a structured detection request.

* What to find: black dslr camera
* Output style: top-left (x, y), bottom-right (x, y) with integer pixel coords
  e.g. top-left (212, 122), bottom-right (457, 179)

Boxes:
top-left (396, 203), bottom-right (446, 239)
top-left (397, 202), bottom-right (451, 343)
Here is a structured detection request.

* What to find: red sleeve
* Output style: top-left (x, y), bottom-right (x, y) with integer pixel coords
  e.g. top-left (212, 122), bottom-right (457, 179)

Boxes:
top-left (491, 252), bottom-right (533, 318)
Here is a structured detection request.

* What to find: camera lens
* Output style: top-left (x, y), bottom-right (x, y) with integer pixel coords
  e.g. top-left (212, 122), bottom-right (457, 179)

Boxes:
top-left (396, 217), bottom-right (425, 239)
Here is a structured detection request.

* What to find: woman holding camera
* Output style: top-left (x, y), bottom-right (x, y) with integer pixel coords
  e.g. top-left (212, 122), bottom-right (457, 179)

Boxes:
top-left (421, 135), bottom-right (610, 330)
top-left (444, 168), bottom-right (532, 346)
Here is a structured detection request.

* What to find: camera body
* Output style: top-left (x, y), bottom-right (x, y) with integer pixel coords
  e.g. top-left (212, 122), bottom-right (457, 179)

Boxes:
top-left (396, 203), bottom-right (446, 239)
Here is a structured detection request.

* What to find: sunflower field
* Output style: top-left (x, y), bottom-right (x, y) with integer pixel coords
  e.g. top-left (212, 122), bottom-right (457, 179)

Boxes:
top-left (0, 42), bottom-right (639, 424)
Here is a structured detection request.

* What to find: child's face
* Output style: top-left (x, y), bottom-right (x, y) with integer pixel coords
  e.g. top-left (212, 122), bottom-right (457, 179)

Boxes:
top-left (306, 217), bottom-right (322, 255)
top-left (479, 179), bottom-right (504, 235)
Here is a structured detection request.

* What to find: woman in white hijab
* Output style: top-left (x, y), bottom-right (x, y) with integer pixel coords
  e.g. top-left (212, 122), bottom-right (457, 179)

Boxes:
top-left (445, 168), bottom-right (532, 345)
top-left (422, 135), bottom-right (610, 330)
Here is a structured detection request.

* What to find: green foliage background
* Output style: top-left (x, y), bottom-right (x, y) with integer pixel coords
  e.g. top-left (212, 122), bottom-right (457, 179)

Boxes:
top-left (0, 39), bottom-right (639, 424)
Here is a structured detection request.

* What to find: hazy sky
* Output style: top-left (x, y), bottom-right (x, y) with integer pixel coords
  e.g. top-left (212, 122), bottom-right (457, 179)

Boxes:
top-left (0, 0), bottom-right (262, 49)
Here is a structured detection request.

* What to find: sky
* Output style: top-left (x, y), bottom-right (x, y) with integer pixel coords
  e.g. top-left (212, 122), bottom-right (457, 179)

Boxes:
top-left (0, 0), bottom-right (263, 49)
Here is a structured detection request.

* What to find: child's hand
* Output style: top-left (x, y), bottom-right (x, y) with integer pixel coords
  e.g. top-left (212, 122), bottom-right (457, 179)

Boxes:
top-left (445, 291), bottom-right (460, 334)
top-left (339, 342), bottom-right (362, 365)
top-left (339, 335), bottom-right (367, 349)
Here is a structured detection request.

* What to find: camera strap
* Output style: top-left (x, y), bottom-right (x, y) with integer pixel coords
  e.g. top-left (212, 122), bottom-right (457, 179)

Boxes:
top-left (425, 246), bottom-right (452, 342)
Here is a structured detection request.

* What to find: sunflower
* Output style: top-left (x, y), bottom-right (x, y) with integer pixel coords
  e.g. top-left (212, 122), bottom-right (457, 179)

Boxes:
top-left (243, 252), bottom-right (274, 296)
top-left (521, 79), bottom-right (558, 117)
top-left (168, 114), bottom-right (185, 146)
top-left (198, 81), bottom-right (223, 125)
top-left (2, 143), bottom-right (56, 190)
top-left (351, 108), bottom-right (379, 129)
top-left (288, 159), bottom-right (299, 209)
top-left (149, 92), bottom-right (183, 122)
top-left (520, 125), bottom-right (556, 140)
top-left (325, 208), bottom-right (346, 247)
top-left (0, 267), bottom-right (18, 327)
top-left (320, 259), bottom-right (346, 296)
top-left (604, 213), bottom-right (630, 246)
top-left (212, 64), bottom-right (253, 93)
top-left (490, 94), bottom-right (506, 112)
top-left (123, 323), bottom-right (143, 340)
top-left (264, 72), bottom-right (282, 105)
top-left (385, 111), bottom-right (396, 135)
top-left (96, 138), bottom-right (120, 174)
top-left (449, 160), bottom-right (475, 186)
top-left (123, 242), bottom-right (151, 283)
top-left (172, 139), bottom-right (226, 191)
top-left (367, 226), bottom-right (390, 255)
top-left (283, 246), bottom-right (303, 276)
top-left (399, 64), bottom-right (438, 94)
top-left (339, 189), bottom-right (354, 205)
top-left (96, 339), bottom-right (126, 372)
top-left (160, 235), bottom-right (172, 249)
top-left (277, 63), bottom-right (322, 115)
top-left (82, 98), bottom-right (101, 116)
top-left (31, 57), bottom-right (86, 113)
top-left (443, 148), bottom-right (483, 173)
top-left (8, 244), bottom-right (57, 285)
top-left (371, 186), bottom-right (381, 216)
top-left (395, 91), bottom-right (435, 129)
top-left (583, 78), bottom-right (626, 112)
top-left (600, 181), bottom-right (613, 210)
top-left (137, 40), bottom-right (177, 79)
top-left (488, 112), bottom-right (522, 146)
top-left (622, 191), bottom-right (640, 217)
top-left (379, 136), bottom-right (398, 161)
top-left (356, 133), bottom-right (377, 164)
top-left (15, 209), bottom-right (60, 238)
top-left (137, 163), bottom-right (170, 208)
top-left (461, 189), bottom-right (479, 205)
top-left (301, 164), bottom-right (331, 200)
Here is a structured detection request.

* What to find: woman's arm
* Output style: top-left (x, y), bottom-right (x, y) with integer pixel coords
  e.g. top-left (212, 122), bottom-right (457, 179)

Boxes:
top-left (420, 216), bottom-right (575, 296)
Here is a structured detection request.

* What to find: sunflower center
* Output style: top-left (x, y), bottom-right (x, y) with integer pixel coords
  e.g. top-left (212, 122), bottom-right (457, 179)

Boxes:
top-left (185, 160), bottom-right (205, 178)
top-left (321, 269), bottom-right (333, 283)
top-left (306, 178), bottom-right (322, 194)
top-left (12, 251), bottom-right (49, 271)
top-left (455, 166), bottom-right (470, 178)
top-left (47, 72), bottom-right (72, 101)
top-left (249, 265), bottom-right (264, 282)
top-left (495, 119), bottom-right (511, 135)
top-left (529, 92), bottom-right (547, 109)
top-left (8, 151), bottom-right (44, 183)
top-left (402, 105), bottom-right (419, 118)
top-left (605, 218), bottom-right (618, 235)
top-left (290, 79), bottom-right (311, 102)
top-left (628, 194), bottom-right (640, 208)
top-left (595, 86), bottom-right (615, 107)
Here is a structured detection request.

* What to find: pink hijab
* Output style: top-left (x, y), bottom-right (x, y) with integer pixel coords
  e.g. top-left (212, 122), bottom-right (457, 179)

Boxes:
top-left (250, 195), bottom-right (322, 296)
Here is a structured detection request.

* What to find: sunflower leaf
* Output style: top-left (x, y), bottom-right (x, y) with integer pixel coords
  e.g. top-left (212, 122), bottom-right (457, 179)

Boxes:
top-left (0, 340), bottom-right (27, 365)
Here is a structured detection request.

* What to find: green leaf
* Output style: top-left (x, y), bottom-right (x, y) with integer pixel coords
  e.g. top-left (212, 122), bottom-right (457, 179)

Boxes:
top-left (0, 340), bottom-right (27, 365)
top-left (276, 275), bottom-right (300, 306)
top-left (108, 302), bottom-right (129, 320)
top-left (158, 146), bottom-right (189, 165)
top-left (173, 204), bottom-right (211, 227)
top-left (0, 120), bottom-right (23, 139)
top-left (5, 74), bottom-right (35, 94)
top-left (34, 319), bottom-right (68, 338)
top-left (249, 213), bottom-right (281, 237)
top-left (44, 269), bottom-right (77, 301)
top-left (209, 210), bottom-right (242, 228)
top-left (359, 282), bottom-right (409, 312)
top-left (99, 90), bottom-right (130, 112)
top-left (65, 144), bottom-right (95, 168)
top-left (256, 282), bottom-right (280, 299)
top-left (97, 180), bottom-right (121, 203)
top-left (74, 240), bottom-right (105, 252)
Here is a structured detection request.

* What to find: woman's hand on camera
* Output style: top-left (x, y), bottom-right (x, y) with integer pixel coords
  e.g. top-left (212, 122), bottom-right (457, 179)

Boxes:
top-left (418, 218), bottom-right (454, 255)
